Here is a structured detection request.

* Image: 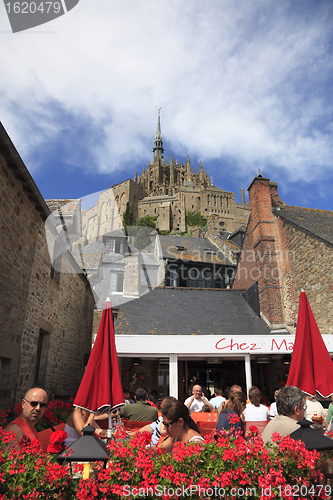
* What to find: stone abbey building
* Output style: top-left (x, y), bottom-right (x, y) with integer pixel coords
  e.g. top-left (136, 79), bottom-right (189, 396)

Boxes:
top-left (77, 112), bottom-right (250, 246)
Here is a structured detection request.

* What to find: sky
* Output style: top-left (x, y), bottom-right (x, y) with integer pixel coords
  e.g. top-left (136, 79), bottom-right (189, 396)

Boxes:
top-left (1, 0), bottom-right (333, 210)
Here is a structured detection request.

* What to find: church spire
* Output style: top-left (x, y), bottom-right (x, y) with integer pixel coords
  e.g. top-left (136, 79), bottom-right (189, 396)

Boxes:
top-left (153, 108), bottom-right (164, 155)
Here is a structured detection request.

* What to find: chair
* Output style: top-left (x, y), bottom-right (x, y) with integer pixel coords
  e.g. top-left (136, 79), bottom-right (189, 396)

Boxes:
top-left (37, 428), bottom-right (54, 453)
top-left (191, 412), bottom-right (217, 422)
top-left (197, 421), bottom-right (216, 435)
top-left (52, 422), bottom-right (66, 431)
top-left (37, 422), bottom-right (67, 452)
top-left (244, 421), bottom-right (270, 436)
top-left (123, 420), bottom-right (153, 430)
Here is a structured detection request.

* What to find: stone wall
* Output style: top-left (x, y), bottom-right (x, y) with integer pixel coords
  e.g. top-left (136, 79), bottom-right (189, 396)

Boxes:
top-left (0, 140), bottom-right (95, 409)
top-left (19, 226), bottom-right (95, 400)
top-left (284, 223), bottom-right (333, 334)
top-left (0, 153), bottom-right (37, 407)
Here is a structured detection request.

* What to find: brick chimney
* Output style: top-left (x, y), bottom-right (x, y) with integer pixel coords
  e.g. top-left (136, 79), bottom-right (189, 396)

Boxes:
top-left (234, 173), bottom-right (286, 329)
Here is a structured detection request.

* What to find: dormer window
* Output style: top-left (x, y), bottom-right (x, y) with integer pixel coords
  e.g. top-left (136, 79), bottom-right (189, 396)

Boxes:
top-left (176, 245), bottom-right (186, 251)
top-left (106, 240), bottom-right (115, 254)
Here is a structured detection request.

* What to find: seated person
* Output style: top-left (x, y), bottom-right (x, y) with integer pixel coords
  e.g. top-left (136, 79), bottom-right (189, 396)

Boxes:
top-left (201, 404), bottom-right (212, 413)
top-left (304, 395), bottom-right (325, 421)
top-left (126, 396), bottom-right (177, 445)
top-left (159, 400), bottom-right (204, 452)
top-left (64, 407), bottom-right (105, 447)
top-left (184, 385), bottom-right (213, 415)
top-left (209, 388), bottom-right (226, 411)
top-left (217, 385), bottom-right (242, 416)
top-left (325, 394), bottom-right (333, 429)
top-left (5, 387), bottom-right (48, 445)
top-left (119, 388), bottom-right (158, 422)
top-left (215, 391), bottom-right (246, 437)
top-left (269, 389), bottom-right (280, 418)
top-left (243, 386), bottom-right (269, 422)
top-left (261, 386), bottom-right (305, 445)
top-left (123, 389), bottom-right (135, 404)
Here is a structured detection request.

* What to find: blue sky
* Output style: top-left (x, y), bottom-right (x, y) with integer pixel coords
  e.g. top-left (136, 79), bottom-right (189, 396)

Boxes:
top-left (0, 0), bottom-right (333, 210)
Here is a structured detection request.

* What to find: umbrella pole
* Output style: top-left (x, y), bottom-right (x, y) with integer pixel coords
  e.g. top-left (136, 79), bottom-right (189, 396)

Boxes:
top-left (107, 412), bottom-right (112, 442)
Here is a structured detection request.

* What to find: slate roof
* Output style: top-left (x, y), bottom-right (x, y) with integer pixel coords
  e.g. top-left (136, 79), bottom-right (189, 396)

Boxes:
top-left (273, 206), bottom-right (333, 247)
top-left (205, 185), bottom-right (232, 193)
top-left (115, 287), bottom-right (271, 336)
top-left (139, 194), bottom-right (175, 202)
top-left (45, 199), bottom-right (79, 216)
top-left (158, 235), bottom-right (233, 265)
top-left (104, 230), bottom-right (126, 238)
top-left (214, 234), bottom-right (240, 252)
top-left (74, 253), bottom-right (101, 270)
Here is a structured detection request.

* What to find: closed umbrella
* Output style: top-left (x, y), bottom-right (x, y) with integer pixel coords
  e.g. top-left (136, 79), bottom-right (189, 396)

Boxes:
top-left (287, 291), bottom-right (333, 398)
top-left (74, 298), bottom-right (124, 437)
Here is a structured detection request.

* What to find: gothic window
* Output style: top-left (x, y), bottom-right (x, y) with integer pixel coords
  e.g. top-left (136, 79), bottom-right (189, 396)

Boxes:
top-left (207, 195), bottom-right (210, 205)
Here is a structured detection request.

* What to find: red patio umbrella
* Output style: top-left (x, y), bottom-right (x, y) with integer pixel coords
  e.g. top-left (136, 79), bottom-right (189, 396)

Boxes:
top-left (287, 291), bottom-right (333, 397)
top-left (74, 298), bottom-right (124, 435)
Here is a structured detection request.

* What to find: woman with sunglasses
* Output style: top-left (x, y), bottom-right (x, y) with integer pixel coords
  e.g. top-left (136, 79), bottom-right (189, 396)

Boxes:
top-left (215, 391), bottom-right (247, 437)
top-left (159, 399), bottom-right (204, 452)
top-left (64, 407), bottom-right (106, 447)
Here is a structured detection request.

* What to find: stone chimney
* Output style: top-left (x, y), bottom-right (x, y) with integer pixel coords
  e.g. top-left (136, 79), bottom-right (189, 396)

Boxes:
top-left (123, 253), bottom-right (140, 297)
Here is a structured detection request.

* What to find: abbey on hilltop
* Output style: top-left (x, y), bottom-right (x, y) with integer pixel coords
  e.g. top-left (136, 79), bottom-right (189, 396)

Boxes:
top-left (78, 111), bottom-right (250, 246)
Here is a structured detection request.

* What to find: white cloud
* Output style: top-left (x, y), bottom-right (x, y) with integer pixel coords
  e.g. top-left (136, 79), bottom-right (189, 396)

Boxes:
top-left (0, 0), bottom-right (332, 188)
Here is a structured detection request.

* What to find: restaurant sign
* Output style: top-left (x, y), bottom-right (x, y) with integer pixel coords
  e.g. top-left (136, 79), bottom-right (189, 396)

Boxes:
top-left (115, 334), bottom-right (333, 356)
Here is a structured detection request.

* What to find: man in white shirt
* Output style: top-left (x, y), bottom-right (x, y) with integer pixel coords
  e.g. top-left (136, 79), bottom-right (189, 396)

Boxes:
top-left (185, 384), bottom-right (213, 415)
top-left (304, 395), bottom-right (325, 421)
top-left (209, 388), bottom-right (226, 411)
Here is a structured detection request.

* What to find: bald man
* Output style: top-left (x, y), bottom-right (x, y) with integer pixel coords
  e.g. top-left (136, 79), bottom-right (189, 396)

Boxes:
top-left (5, 387), bottom-right (48, 444)
top-left (185, 384), bottom-right (213, 415)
